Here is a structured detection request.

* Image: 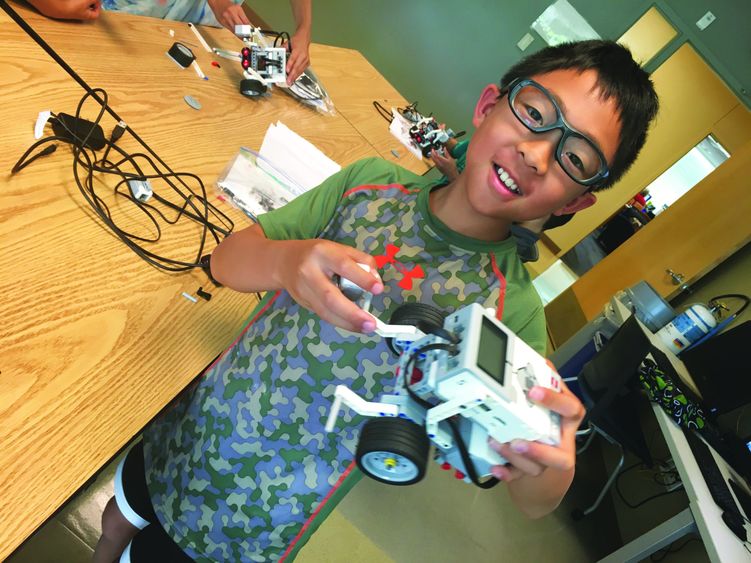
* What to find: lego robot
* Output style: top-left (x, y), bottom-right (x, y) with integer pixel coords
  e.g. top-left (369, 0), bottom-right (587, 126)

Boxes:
top-left (408, 117), bottom-right (461, 158)
top-left (234, 25), bottom-right (288, 98)
top-left (326, 275), bottom-right (562, 488)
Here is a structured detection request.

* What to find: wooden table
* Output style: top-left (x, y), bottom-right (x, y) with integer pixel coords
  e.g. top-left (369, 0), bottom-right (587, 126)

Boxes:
top-left (0, 3), bottom-right (421, 557)
top-left (310, 43), bottom-right (432, 175)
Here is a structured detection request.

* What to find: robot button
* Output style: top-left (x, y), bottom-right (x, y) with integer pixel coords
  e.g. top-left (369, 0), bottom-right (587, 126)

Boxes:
top-left (441, 462), bottom-right (451, 471)
top-left (454, 470), bottom-right (465, 480)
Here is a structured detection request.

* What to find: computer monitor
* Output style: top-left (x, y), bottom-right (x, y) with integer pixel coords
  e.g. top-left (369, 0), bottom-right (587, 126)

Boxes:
top-left (680, 321), bottom-right (750, 415)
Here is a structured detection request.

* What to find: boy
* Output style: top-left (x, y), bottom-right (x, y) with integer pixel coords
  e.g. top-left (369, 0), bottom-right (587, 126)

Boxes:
top-left (94, 39), bottom-right (658, 562)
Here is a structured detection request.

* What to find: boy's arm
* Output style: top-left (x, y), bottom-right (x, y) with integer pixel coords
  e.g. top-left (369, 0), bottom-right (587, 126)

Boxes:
top-left (211, 223), bottom-right (382, 333)
top-left (489, 380), bottom-right (585, 518)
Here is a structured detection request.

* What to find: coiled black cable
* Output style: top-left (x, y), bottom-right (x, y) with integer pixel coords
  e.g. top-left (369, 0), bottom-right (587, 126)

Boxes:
top-left (12, 87), bottom-right (234, 273)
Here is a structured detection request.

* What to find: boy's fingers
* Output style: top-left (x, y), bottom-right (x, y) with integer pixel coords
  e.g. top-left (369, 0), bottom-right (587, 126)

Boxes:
top-left (490, 464), bottom-right (524, 482)
top-left (493, 442), bottom-right (545, 476)
top-left (336, 253), bottom-right (383, 294)
top-left (309, 273), bottom-right (376, 333)
top-left (503, 440), bottom-right (574, 473)
top-left (528, 386), bottom-right (585, 422)
top-left (315, 305), bottom-right (370, 333)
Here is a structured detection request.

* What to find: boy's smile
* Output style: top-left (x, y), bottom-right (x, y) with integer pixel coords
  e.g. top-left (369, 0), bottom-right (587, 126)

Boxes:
top-left (431, 68), bottom-right (622, 242)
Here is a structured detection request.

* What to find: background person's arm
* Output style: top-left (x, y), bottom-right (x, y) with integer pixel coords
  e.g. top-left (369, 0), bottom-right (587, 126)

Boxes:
top-left (26, 0), bottom-right (101, 20)
top-left (285, 0), bottom-right (311, 83)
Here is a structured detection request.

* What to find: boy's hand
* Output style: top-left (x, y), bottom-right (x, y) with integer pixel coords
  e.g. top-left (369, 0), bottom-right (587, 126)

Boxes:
top-left (275, 239), bottom-right (383, 332)
top-left (488, 376), bottom-right (585, 481)
top-left (207, 0), bottom-right (250, 31)
top-left (430, 148), bottom-right (459, 181)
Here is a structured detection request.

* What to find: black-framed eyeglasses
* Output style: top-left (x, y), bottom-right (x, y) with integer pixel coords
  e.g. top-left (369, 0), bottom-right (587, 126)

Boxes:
top-left (505, 78), bottom-right (610, 187)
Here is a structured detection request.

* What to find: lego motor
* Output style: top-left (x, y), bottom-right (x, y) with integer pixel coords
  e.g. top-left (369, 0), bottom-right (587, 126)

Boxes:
top-left (326, 278), bottom-right (562, 488)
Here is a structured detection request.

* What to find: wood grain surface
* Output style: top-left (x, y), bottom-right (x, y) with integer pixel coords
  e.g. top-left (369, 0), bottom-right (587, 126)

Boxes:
top-left (310, 43), bottom-right (432, 175)
top-left (0, 3), bottom-right (416, 557)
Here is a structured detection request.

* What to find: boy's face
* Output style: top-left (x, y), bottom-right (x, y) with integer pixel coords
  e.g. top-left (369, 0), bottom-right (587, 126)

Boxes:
top-left (463, 68), bottom-right (621, 223)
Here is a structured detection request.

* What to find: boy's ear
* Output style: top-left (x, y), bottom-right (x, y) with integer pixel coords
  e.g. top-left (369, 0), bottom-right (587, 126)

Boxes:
top-left (472, 84), bottom-right (501, 127)
top-left (553, 192), bottom-right (597, 215)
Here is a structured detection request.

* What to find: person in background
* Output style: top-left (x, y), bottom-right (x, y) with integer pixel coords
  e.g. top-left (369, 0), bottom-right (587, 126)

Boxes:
top-left (630, 187), bottom-right (649, 210)
top-left (24, 0), bottom-right (102, 20)
top-left (431, 135), bottom-right (467, 182)
top-left (23, 0), bottom-right (312, 83)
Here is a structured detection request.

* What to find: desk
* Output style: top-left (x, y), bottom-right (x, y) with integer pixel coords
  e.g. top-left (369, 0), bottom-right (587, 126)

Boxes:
top-left (309, 43), bottom-right (432, 176)
top-left (0, 4), bottom-right (420, 558)
top-left (597, 304), bottom-right (751, 562)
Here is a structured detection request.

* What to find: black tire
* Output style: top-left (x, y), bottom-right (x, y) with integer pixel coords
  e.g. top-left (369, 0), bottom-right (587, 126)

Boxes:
top-left (239, 79), bottom-right (267, 98)
top-left (356, 417), bottom-right (430, 485)
top-left (386, 303), bottom-right (446, 355)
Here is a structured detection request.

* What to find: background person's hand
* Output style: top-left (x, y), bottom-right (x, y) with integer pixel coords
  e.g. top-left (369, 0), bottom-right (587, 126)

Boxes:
top-left (27, 0), bottom-right (101, 20)
top-left (285, 28), bottom-right (310, 84)
top-left (274, 239), bottom-right (383, 333)
top-left (208, 0), bottom-right (250, 31)
top-left (430, 148), bottom-right (459, 180)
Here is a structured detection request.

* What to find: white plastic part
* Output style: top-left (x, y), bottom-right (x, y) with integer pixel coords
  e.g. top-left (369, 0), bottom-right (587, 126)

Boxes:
top-left (372, 316), bottom-right (423, 341)
top-left (127, 179), bottom-right (153, 203)
top-left (235, 24), bottom-right (254, 37)
top-left (35, 110), bottom-right (51, 139)
top-left (187, 22), bottom-right (213, 52)
top-left (324, 385), bottom-right (399, 432)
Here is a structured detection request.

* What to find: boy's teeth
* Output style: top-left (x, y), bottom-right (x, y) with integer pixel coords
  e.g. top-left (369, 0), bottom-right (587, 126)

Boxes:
top-left (494, 165), bottom-right (521, 195)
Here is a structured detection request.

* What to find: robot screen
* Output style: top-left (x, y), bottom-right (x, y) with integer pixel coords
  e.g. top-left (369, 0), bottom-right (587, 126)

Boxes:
top-left (476, 316), bottom-right (507, 384)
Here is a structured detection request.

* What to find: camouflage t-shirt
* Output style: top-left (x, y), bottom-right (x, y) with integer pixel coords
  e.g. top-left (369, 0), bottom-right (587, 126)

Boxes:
top-left (143, 158), bottom-right (546, 561)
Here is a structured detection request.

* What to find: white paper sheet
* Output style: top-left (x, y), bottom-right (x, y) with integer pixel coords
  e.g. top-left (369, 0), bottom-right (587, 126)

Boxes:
top-left (258, 121), bottom-right (341, 191)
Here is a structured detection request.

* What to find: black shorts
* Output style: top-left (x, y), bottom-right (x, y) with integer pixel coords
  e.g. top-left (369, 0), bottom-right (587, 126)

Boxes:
top-left (115, 441), bottom-right (194, 562)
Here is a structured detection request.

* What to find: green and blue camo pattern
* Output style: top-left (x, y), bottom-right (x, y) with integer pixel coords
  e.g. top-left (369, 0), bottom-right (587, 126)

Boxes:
top-left (143, 183), bottom-right (540, 561)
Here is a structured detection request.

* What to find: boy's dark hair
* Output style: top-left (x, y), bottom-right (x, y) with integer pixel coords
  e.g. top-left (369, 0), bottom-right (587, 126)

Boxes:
top-left (500, 40), bottom-right (659, 191)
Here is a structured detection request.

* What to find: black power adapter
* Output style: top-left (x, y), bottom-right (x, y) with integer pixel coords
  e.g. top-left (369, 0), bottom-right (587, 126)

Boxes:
top-left (50, 113), bottom-right (106, 150)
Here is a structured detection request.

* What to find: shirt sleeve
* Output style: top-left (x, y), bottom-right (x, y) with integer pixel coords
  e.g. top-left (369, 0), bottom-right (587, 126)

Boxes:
top-left (257, 159), bottom-right (372, 241)
top-left (450, 139), bottom-right (469, 159)
top-left (514, 305), bottom-right (548, 357)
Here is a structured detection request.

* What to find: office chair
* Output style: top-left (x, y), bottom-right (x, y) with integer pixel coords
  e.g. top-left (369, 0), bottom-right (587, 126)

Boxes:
top-left (568, 315), bottom-right (655, 520)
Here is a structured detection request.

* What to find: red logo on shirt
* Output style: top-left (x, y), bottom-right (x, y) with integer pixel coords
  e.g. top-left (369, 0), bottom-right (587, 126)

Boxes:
top-left (375, 244), bottom-right (424, 290)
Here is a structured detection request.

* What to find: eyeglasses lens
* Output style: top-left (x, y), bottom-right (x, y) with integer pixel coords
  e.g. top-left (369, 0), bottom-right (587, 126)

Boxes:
top-left (511, 84), bottom-right (603, 182)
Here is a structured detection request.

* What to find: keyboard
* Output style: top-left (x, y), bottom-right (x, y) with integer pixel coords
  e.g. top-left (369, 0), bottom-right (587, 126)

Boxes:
top-left (683, 429), bottom-right (747, 542)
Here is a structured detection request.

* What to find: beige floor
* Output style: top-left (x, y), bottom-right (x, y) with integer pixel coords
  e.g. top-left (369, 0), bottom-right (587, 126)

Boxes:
top-left (7, 435), bottom-right (627, 563)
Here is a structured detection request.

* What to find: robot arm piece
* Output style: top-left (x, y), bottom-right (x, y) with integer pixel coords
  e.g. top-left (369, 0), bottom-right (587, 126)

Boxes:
top-left (324, 385), bottom-right (399, 432)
